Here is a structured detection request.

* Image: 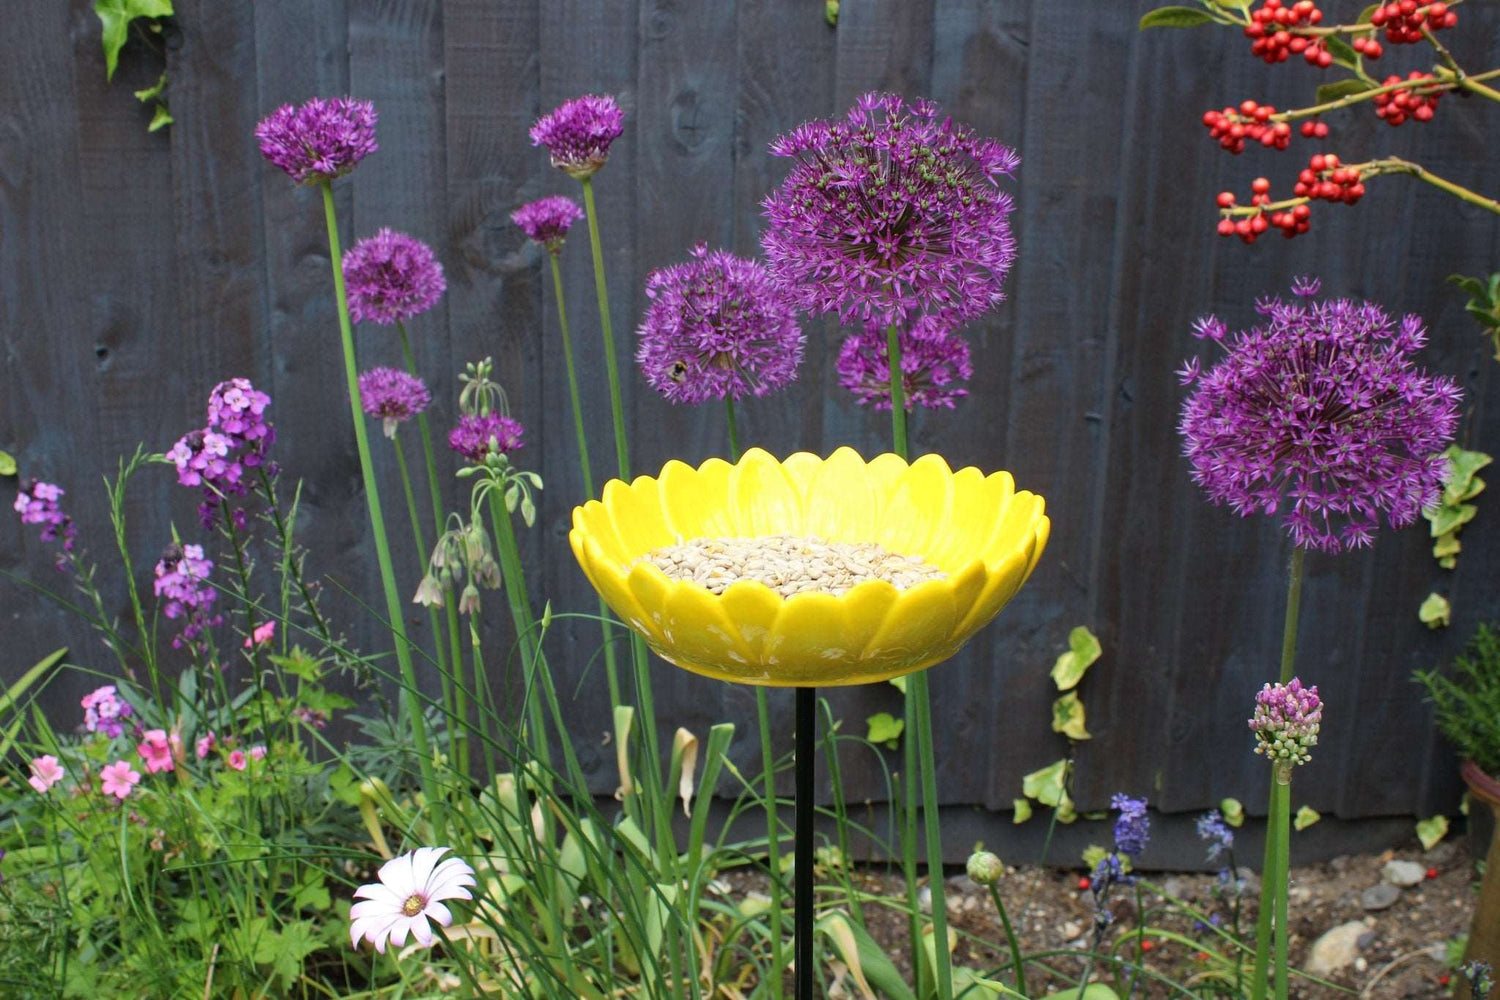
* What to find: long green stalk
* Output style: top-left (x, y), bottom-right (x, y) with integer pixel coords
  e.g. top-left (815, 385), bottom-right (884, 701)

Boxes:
top-left (1272, 779), bottom-right (1291, 1000)
top-left (318, 180), bottom-right (442, 838)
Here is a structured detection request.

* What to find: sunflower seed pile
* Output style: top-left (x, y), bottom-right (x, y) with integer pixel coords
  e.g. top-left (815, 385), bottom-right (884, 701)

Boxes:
top-left (640, 534), bottom-right (945, 598)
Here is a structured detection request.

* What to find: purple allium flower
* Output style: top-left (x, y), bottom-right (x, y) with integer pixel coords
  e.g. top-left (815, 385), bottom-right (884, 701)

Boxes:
top-left (448, 412), bottom-right (525, 464)
top-left (1250, 678), bottom-right (1323, 766)
top-left (255, 97), bottom-right (378, 185)
top-left (81, 685), bottom-right (134, 739)
top-left (153, 542), bottom-right (224, 650)
top-left (529, 95), bottom-right (625, 179)
top-left (635, 243), bottom-right (805, 405)
top-left (1196, 810), bottom-right (1235, 862)
top-left (836, 316), bottom-right (972, 411)
top-left (359, 367), bottom-right (432, 438)
top-left (342, 229), bottom-right (447, 326)
top-left (1179, 283), bottom-right (1462, 554)
top-left (761, 92), bottom-right (1019, 327)
top-left (168, 379), bottom-right (276, 528)
top-left (511, 196), bottom-right (584, 253)
top-left (1111, 794), bottom-right (1150, 858)
top-left (14, 479), bottom-right (77, 558)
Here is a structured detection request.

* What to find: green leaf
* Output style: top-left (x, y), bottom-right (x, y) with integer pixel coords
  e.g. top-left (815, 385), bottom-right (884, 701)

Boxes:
top-left (888, 675), bottom-right (907, 694)
top-left (1220, 797), bottom-right (1245, 827)
top-left (819, 914), bottom-right (917, 1000)
top-left (133, 70), bottom-right (167, 102)
top-left (1420, 592), bottom-right (1452, 629)
top-left (0, 450), bottom-right (15, 476)
top-left (1356, 2), bottom-right (1381, 22)
top-left (1324, 34), bottom-right (1359, 69)
top-left (865, 711), bottom-right (904, 749)
top-left (1428, 503), bottom-right (1477, 537)
top-left (147, 104), bottom-right (173, 132)
top-left (1139, 6), bottom-right (1215, 28)
top-left (1315, 78), bottom-right (1375, 104)
top-left (1051, 625), bottom-right (1102, 691)
top-left (1417, 814), bottom-right (1450, 850)
top-left (1012, 797), bottom-right (1033, 824)
top-left (94, 0), bottom-right (174, 82)
top-left (1433, 532), bottom-right (1461, 563)
top-left (1021, 759), bottom-right (1069, 808)
top-left (1056, 791), bottom-right (1078, 824)
top-left (1081, 844), bottom-right (1109, 870)
top-left (1294, 805), bottom-right (1321, 831)
top-left (1046, 985), bottom-right (1121, 1000)
top-left (1051, 691), bottom-right (1092, 741)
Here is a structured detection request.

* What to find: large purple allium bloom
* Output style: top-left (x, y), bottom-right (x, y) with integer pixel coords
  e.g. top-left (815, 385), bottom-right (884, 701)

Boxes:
top-left (255, 97), bottom-right (378, 185)
top-left (1250, 678), bottom-right (1323, 767)
top-left (1111, 794), bottom-right (1150, 858)
top-left (449, 412), bottom-right (525, 464)
top-left (512, 196), bottom-right (584, 253)
top-left (14, 479), bottom-right (77, 557)
top-left (836, 315), bottom-right (972, 411)
top-left (636, 244), bottom-right (804, 405)
top-left (529, 95), bottom-right (625, 179)
top-left (1179, 279), bottom-right (1461, 554)
top-left (761, 92), bottom-right (1019, 327)
top-left (168, 379), bottom-right (276, 528)
top-left (153, 542), bottom-right (223, 650)
top-left (359, 367), bottom-right (432, 438)
top-left (342, 229), bottom-right (447, 325)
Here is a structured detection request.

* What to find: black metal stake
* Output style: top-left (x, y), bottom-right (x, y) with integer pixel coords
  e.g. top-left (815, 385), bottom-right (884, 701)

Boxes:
top-left (795, 685), bottom-right (815, 1000)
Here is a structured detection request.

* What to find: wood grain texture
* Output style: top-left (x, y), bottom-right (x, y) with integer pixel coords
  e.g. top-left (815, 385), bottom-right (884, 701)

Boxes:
top-left (3, 0), bottom-right (1497, 844)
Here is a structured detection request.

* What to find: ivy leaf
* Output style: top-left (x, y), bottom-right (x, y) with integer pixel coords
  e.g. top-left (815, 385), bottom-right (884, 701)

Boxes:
top-left (1293, 805), bottom-right (1321, 831)
top-left (133, 70), bottom-right (167, 102)
top-left (1315, 78), bottom-right (1375, 104)
top-left (1419, 592), bottom-right (1452, 629)
top-left (1356, 2), bottom-right (1381, 22)
top-left (1416, 814), bottom-right (1450, 850)
top-left (0, 450), bottom-right (15, 477)
top-left (1012, 798), bottom-right (1033, 824)
top-left (888, 675), bottom-right (907, 695)
top-left (1443, 446), bottom-right (1493, 503)
top-left (1433, 531), bottom-right (1461, 565)
top-left (1055, 791), bottom-right (1078, 824)
top-left (1427, 503), bottom-right (1477, 537)
top-left (1021, 759), bottom-right (1069, 808)
top-left (1220, 797), bottom-right (1245, 827)
top-left (147, 104), bottom-right (174, 132)
top-left (1081, 844), bottom-right (1109, 870)
top-left (1051, 626), bottom-right (1102, 691)
top-left (94, 0), bottom-right (174, 82)
top-left (1051, 691), bottom-right (1092, 741)
top-left (1323, 34), bottom-right (1359, 69)
top-left (1139, 6), bottom-right (1216, 28)
top-left (865, 711), bottom-right (904, 750)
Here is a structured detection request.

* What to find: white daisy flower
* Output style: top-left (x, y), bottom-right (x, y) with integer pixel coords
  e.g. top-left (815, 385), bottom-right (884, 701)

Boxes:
top-left (349, 847), bottom-right (477, 953)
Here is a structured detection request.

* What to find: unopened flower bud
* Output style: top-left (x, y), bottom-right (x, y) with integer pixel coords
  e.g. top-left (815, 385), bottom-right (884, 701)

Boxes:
top-left (966, 850), bottom-right (1003, 886)
top-left (459, 583), bottom-right (481, 616)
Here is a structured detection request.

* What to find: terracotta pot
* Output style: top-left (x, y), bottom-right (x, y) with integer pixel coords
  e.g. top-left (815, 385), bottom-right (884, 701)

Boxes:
top-left (1457, 760), bottom-right (1500, 1000)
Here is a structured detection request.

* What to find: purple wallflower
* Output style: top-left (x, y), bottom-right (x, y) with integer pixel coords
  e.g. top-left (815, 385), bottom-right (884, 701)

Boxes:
top-left (530, 95), bottom-right (625, 179)
top-left (359, 367), bottom-right (432, 438)
top-left (1111, 794), bottom-right (1150, 858)
top-left (1250, 678), bottom-right (1323, 766)
top-left (255, 97), bottom-right (378, 185)
top-left (153, 543), bottom-right (224, 650)
top-left (342, 229), bottom-right (447, 326)
top-left (636, 244), bottom-right (805, 405)
top-left (168, 379), bottom-right (276, 528)
top-left (449, 412), bottom-right (525, 465)
top-left (81, 685), bottom-right (134, 739)
top-left (512, 196), bottom-right (584, 253)
top-left (1179, 280), bottom-right (1461, 554)
top-left (761, 92), bottom-right (1019, 327)
top-left (836, 316), bottom-right (972, 411)
top-left (1196, 810), bottom-right (1235, 862)
top-left (14, 479), bottom-right (77, 557)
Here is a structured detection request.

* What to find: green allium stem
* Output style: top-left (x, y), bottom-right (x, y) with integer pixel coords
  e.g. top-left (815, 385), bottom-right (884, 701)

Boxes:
top-left (725, 396), bottom-right (741, 460)
top-left (988, 884), bottom-right (1028, 996)
top-left (886, 322), bottom-right (909, 456)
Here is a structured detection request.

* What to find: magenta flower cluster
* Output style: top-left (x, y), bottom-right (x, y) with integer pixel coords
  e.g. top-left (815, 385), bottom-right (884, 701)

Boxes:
top-left (761, 92), bottom-right (1019, 328)
top-left (1250, 678), bottom-right (1323, 766)
top-left (255, 97), bottom-right (378, 185)
top-left (168, 378), bottom-right (276, 528)
top-left (359, 367), bottom-right (432, 438)
top-left (153, 542), bottom-right (224, 650)
top-left (635, 244), bottom-right (805, 405)
top-left (448, 412), bottom-right (525, 464)
top-left (81, 684), bottom-right (134, 739)
top-left (512, 196), bottom-right (584, 252)
top-left (836, 316), bottom-right (973, 411)
top-left (343, 229), bottom-right (447, 326)
top-left (530, 95), bottom-right (625, 179)
top-left (1178, 280), bottom-right (1461, 553)
top-left (14, 479), bottom-right (77, 559)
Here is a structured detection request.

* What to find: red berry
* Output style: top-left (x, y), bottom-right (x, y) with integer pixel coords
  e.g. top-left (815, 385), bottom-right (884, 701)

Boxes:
top-left (1077, 876), bottom-right (1091, 890)
top-left (1426, 867), bottom-right (1439, 879)
top-left (1441, 976), bottom-right (1451, 987)
top-left (1217, 218), bottom-right (1237, 236)
top-left (1252, 177), bottom-right (1271, 194)
top-left (1217, 191), bottom-right (1237, 207)
top-left (1141, 940), bottom-right (1155, 952)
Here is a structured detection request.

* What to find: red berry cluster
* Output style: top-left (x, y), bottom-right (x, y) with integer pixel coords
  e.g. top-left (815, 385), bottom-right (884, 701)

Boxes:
top-left (1373, 72), bottom-right (1441, 125)
top-left (1245, 0), bottom-right (1331, 65)
top-left (1215, 178), bottom-right (1296, 243)
top-left (1294, 153), bottom-right (1365, 203)
top-left (1299, 118), bottom-right (1330, 138)
top-left (1370, 1), bottom-right (1456, 44)
top-left (1351, 35), bottom-right (1385, 59)
top-left (1202, 101), bottom-right (1294, 152)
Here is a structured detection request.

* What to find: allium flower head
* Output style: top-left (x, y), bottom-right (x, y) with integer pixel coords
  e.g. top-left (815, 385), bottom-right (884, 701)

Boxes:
top-left (81, 685), bottom-right (134, 738)
top-left (530, 95), bottom-right (625, 178)
top-left (350, 847), bottom-right (477, 953)
top-left (966, 850), bottom-right (1004, 886)
top-left (1111, 794), bottom-right (1150, 858)
top-left (1179, 282), bottom-right (1461, 553)
top-left (1196, 810), bottom-right (1235, 862)
top-left (28, 755), bottom-right (64, 794)
top-left (343, 229), bottom-right (446, 325)
top-left (512, 196), bottom-right (584, 252)
top-left (1250, 677), bottom-right (1323, 766)
top-left (13, 478), bottom-right (77, 557)
top-left (636, 244), bottom-right (805, 405)
top-left (255, 97), bottom-right (378, 184)
top-left (448, 412), bottom-right (524, 465)
top-left (359, 367), bottom-right (432, 438)
top-left (761, 92), bottom-right (1019, 326)
top-left (100, 760), bottom-right (140, 800)
top-left (836, 316), bottom-right (972, 411)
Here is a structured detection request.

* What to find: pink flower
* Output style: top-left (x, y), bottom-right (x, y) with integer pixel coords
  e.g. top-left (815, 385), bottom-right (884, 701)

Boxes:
top-left (249, 745), bottom-right (267, 761)
top-left (227, 750), bottom-right (247, 771)
top-left (137, 729), bottom-right (177, 774)
top-left (350, 847), bottom-right (477, 953)
top-left (100, 761), bottom-right (141, 800)
top-left (244, 620), bottom-right (276, 648)
top-left (28, 755), bottom-right (64, 794)
top-left (195, 731), bottom-right (216, 759)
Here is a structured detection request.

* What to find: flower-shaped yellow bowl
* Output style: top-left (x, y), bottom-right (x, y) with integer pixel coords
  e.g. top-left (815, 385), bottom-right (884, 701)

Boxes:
top-left (569, 447), bottom-right (1050, 687)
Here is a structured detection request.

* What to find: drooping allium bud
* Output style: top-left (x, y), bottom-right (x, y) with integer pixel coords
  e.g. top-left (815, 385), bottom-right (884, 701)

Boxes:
top-left (358, 367), bottom-right (432, 438)
top-left (511, 196), bottom-right (584, 253)
top-left (1250, 678), bottom-right (1323, 773)
top-left (966, 850), bottom-right (1004, 886)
